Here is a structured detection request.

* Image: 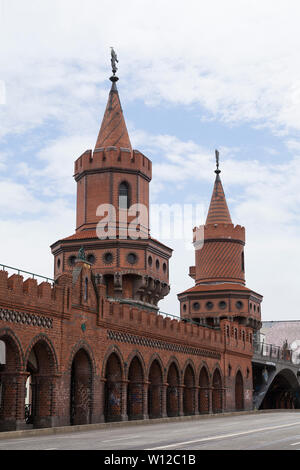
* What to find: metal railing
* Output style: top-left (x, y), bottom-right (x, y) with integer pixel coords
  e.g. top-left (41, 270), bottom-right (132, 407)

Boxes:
top-left (0, 263), bottom-right (55, 284)
top-left (253, 341), bottom-right (300, 365)
top-left (159, 310), bottom-right (218, 330)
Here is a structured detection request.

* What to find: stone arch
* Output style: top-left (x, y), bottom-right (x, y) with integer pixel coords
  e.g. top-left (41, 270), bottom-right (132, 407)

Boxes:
top-left (101, 345), bottom-right (125, 380)
top-left (261, 368), bottom-right (300, 410)
top-left (147, 355), bottom-right (163, 419)
top-left (212, 366), bottom-right (223, 413)
top-left (183, 361), bottom-right (196, 416)
top-left (24, 334), bottom-right (59, 428)
top-left (235, 369), bottom-right (244, 411)
top-left (67, 340), bottom-right (96, 377)
top-left (0, 328), bottom-right (25, 431)
top-left (127, 354), bottom-right (145, 420)
top-left (166, 360), bottom-right (180, 417)
top-left (126, 350), bottom-right (146, 381)
top-left (104, 350), bottom-right (124, 422)
top-left (0, 328), bottom-right (24, 371)
top-left (198, 364), bottom-right (210, 414)
top-left (70, 347), bottom-right (93, 426)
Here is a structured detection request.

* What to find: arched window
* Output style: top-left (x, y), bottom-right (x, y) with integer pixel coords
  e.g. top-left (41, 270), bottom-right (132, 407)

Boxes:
top-left (241, 251), bottom-right (245, 272)
top-left (119, 182), bottom-right (130, 209)
top-left (84, 277), bottom-right (88, 302)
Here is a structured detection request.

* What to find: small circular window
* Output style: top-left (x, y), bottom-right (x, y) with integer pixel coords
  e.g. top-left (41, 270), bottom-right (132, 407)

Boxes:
top-left (87, 254), bottom-right (95, 264)
top-left (183, 304), bottom-right (187, 312)
top-left (219, 301), bottom-right (227, 310)
top-left (68, 255), bottom-right (76, 267)
top-left (103, 252), bottom-right (113, 264)
top-left (206, 301), bottom-right (213, 310)
top-left (127, 253), bottom-right (138, 265)
top-left (148, 256), bottom-right (153, 267)
top-left (163, 262), bottom-right (167, 273)
top-left (193, 302), bottom-right (200, 310)
top-left (236, 301), bottom-right (243, 310)
top-left (156, 259), bottom-right (160, 270)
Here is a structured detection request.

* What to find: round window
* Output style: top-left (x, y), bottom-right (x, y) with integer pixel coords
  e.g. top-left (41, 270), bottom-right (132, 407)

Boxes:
top-left (236, 301), bottom-right (243, 310)
top-left (156, 259), bottom-right (160, 270)
top-left (163, 262), bottom-right (167, 273)
top-left (206, 301), bottom-right (213, 310)
top-left (87, 254), bottom-right (95, 264)
top-left (219, 301), bottom-right (227, 310)
top-left (68, 255), bottom-right (76, 267)
top-left (103, 252), bottom-right (113, 264)
top-left (183, 304), bottom-right (187, 312)
top-left (148, 256), bottom-right (153, 267)
top-left (127, 253), bottom-right (138, 265)
top-left (193, 302), bottom-right (200, 310)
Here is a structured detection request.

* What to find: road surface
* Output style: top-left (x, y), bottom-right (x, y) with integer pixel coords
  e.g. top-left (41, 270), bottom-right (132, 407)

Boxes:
top-left (1, 412), bottom-right (300, 450)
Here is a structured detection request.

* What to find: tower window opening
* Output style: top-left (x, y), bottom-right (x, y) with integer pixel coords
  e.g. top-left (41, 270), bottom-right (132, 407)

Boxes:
top-left (119, 181), bottom-right (130, 209)
top-left (241, 251), bottom-right (245, 272)
top-left (84, 277), bottom-right (88, 302)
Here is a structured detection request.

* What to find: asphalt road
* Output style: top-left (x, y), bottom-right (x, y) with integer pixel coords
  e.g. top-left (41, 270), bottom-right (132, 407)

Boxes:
top-left (1, 412), bottom-right (300, 450)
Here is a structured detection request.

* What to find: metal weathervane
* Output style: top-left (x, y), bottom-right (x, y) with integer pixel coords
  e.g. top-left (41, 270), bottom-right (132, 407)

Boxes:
top-left (110, 47), bottom-right (119, 76)
top-left (215, 149), bottom-right (221, 174)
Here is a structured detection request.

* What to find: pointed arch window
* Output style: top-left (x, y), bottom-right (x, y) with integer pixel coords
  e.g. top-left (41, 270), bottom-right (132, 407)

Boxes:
top-left (119, 181), bottom-right (130, 209)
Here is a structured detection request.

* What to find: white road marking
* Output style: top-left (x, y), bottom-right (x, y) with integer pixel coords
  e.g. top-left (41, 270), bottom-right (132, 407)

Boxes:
top-left (291, 441), bottom-right (300, 446)
top-left (102, 435), bottom-right (140, 443)
top-left (147, 421), bottom-right (300, 450)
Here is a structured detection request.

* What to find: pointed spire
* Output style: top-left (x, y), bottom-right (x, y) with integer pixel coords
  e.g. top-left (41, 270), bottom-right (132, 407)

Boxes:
top-left (205, 150), bottom-right (232, 225)
top-left (94, 48), bottom-right (132, 151)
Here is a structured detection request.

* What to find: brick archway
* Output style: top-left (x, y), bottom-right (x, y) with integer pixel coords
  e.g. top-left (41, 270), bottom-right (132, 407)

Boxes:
top-left (70, 348), bottom-right (93, 425)
top-left (127, 356), bottom-right (144, 420)
top-left (24, 335), bottom-right (58, 428)
top-left (183, 363), bottom-right (195, 416)
top-left (212, 368), bottom-right (223, 413)
top-left (166, 362), bottom-right (180, 417)
top-left (148, 359), bottom-right (163, 419)
top-left (104, 352), bottom-right (123, 422)
top-left (0, 329), bottom-right (25, 431)
top-left (199, 366), bottom-right (210, 414)
top-left (235, 370), bottom-right (244, 411)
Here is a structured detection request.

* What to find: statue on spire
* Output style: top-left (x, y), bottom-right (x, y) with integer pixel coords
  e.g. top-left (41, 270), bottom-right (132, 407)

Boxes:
top-left (215, 149), bottom-right (221, 174)
top-left (110, 47), bottom-right (119, 76)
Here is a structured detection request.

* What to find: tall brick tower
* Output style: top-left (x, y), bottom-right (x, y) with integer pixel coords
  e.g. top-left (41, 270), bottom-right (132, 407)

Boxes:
top-left (51, 51), bottom-right (172, 311)
top-left (178, 151), bottom-right (262, 330)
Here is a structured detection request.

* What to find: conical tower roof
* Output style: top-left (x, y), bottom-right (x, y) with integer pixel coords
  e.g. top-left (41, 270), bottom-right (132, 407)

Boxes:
top-left (205, 153), bottom-right (232, 225)
top-left (94, 76), bottom-right (132, 151)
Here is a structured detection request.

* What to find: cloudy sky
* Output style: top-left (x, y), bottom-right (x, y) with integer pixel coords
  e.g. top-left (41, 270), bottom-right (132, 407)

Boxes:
top-left (1, 0), bottom-right (300, 321)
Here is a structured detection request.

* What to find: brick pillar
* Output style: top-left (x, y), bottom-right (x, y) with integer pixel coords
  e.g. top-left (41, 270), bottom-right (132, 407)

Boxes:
top-left (208, 387), bottom-right (213, 413)
top-left (178, 385), bottom-right (184, 416)
top-left (194, 386), bottom-right (200, 415)
top-left (121, 380), bottom-right (128, 421)
top-left (0, 372), bottom-right (27, 431)
top-left (98, 378), bottom-right (106, 423)
top-left (161, 383), bottom-right (168, 418)
top-left (142, 381), bottom-right (149, 419)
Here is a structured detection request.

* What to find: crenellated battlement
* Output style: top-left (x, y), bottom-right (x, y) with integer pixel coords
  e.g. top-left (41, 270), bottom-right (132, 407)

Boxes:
top-left (74, 147), bottom-right (152, 181)
top-left (193, 223), bottom-right (245, 243)
top-left (0, 269), bottom-right (65, 314)
top-left (99, 296), bottom-right (253, 356)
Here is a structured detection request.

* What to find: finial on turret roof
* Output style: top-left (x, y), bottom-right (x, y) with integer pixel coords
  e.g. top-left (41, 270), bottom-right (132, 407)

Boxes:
top-left (110, 47), bottom-right (119, 84)
top-left (215, 149), bottom-right (221, 175)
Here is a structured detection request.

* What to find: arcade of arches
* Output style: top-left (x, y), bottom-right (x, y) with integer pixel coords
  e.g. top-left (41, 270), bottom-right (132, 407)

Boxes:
top-left (0, 329), bottom-right (248, 429)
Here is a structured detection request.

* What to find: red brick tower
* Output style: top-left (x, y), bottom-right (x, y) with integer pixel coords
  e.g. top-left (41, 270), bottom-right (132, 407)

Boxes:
top-left (51, 53), bottom-right (172, 311)
top-left (178, 151), bottom-right (262, 329)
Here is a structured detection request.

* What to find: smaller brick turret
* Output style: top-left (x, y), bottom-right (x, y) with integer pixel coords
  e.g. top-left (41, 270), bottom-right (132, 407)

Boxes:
top-left (178, 152), bottom-right (262, 330)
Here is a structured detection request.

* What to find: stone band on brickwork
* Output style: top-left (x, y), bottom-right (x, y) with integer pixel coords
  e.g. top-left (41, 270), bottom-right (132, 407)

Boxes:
top-left (0, 307), bottom-right (53, 329)
top-left (107, 329), bottom-right (221, 359)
